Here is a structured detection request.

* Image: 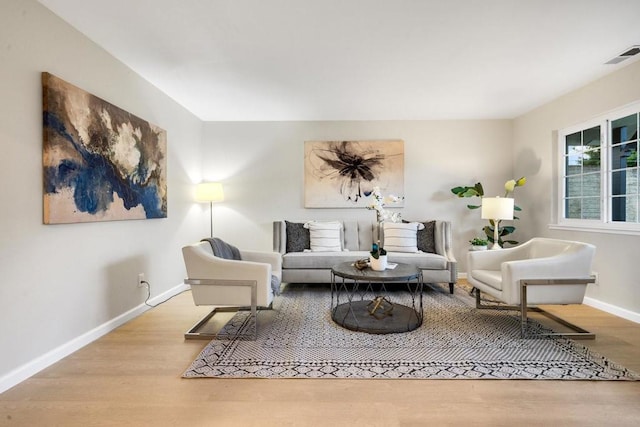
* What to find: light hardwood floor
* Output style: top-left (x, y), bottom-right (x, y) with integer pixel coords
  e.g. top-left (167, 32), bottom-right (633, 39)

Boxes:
top-left (1, 283), bottom-right (639, 427)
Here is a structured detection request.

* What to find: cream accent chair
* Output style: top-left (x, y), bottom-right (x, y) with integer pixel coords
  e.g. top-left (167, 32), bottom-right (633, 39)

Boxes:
top-left (182, 238), bottom-right (282, 340)
top-left (467, 238), bottom-right (596, 339)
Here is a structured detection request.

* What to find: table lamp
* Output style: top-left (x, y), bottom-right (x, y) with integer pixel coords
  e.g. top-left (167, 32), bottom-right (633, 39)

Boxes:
top-left (481, 196), bottom-right (514, 250)
top-left (195, 182), bottom-right (224, 238)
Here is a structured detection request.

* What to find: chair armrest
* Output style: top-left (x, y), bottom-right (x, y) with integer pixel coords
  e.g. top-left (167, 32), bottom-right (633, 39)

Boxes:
top-left (183, 245), bottom-right (271, 282)
top-left (206, 257), bottom-right (272, 284)
top-left (500, 249), bottom-right (593, 305)
top-left (467, 244), bottom-right (530, 271)
top-left (467, 248), bottom-right (512, 270)
top-left (443, 241), bottom-right (457, 265)
top-left (435, 221), bottom-right (456, 262)
top-left (241, 250), bottom-right (282, 273)
top-left (503, 253), bottom-right (592, 282)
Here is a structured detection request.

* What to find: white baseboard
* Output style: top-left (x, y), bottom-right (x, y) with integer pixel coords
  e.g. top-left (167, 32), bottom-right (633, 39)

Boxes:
top-left (457, 273), bottom-right (639, 324)
top-left (583, 296), bottom-right (640, 324)
top-left (0, 283), bottom-right (189, 394)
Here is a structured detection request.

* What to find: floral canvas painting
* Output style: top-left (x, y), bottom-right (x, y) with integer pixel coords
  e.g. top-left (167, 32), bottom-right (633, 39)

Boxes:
top-left (304, 140), bottom-right (404, 208)
top-left (42, 73), bottom-right (167, 224)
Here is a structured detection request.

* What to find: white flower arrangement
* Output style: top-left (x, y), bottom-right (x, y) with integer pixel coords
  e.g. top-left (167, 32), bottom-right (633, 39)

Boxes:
top-left (366, 186), bottom-right (404, 223)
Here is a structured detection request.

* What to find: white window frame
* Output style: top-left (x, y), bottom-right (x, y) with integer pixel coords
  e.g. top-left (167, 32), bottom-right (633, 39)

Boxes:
top-left (553, 101), bottom-right (640, 236)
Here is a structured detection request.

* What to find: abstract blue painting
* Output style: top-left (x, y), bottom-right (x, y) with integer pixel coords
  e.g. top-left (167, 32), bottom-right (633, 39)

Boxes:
top-left (42, 73), bottom-right (167, 224)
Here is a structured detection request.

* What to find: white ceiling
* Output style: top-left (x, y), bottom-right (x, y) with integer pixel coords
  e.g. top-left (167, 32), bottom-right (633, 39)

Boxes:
top-left (38, 0), bottom-right (640, 121)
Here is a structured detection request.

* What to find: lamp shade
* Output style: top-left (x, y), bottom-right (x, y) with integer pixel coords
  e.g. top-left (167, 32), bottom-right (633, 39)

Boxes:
top-left (481, 197), bottom-right (514, 220)
top-left (195, 182), bottom-right (224, 203)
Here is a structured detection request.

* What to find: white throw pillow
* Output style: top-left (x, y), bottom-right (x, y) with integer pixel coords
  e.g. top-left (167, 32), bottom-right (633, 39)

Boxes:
top-left (304, 221), bottom-right (343, 252)
top-left (383, 222), bottom-right (425, 253)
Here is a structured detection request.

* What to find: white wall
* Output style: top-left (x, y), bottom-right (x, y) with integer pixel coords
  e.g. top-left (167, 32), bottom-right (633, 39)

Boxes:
top-left (0, 0), bottom-right (206, 389)
top-left (202, 119), bottom-right (515, 264)
top-left (513, 59), bottom-right (640, 316)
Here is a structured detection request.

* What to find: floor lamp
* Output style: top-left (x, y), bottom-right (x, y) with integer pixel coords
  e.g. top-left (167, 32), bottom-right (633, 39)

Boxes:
top-left (481, 196), bottom-right (514, 250)
top-left (195, 182), bottom-right (224, 238)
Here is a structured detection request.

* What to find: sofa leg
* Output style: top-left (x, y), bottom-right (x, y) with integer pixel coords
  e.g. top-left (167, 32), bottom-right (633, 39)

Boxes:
top-left (449, 283), bottom-right (454, 294)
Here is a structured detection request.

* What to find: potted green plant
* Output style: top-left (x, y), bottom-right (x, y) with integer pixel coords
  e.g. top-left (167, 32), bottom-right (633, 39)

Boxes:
top-left (451, 177), bottom-right (526, 247)
top-left (469, 237), bottom-right (488, 251)
top-left (370, 242), bottom-right (388, 270)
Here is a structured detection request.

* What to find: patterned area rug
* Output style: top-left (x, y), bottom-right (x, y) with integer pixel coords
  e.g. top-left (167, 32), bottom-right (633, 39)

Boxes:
top-left (183, 284), bottom-right (639, 380)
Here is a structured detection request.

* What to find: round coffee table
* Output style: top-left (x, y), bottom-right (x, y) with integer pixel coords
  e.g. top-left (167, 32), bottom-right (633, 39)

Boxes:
top-left (330, 261), bottom-right (423, 334)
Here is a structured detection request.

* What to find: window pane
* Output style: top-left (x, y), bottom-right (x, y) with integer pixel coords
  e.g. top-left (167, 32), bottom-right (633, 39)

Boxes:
top-left (566, 145), bottom-right (582, 157)
top-left (565, 198), bottom-right (581, 219)
top-left (626, 168), bottom-right (638, 195)
top-left (565, 131), bottom-right (581, 154)
top-left (563, 126), bottom-right (603, 221)
top-left (612, 195), bottom-right (638, 222)
top-left (611, 114), bottom-right (638, 144)
top-left (583, 148), bottom-right (600, 167)
top-left (583, 126), bottom-right (601, 148)
top-left (565, 156), bottom-right (582, 175)
top-left (612, 142), bottom-right (636, 170)
top-left (628, 148), bottom-right (638, 168)
top-left (582, 197), bottom-right (600, 219)
top-left (612, 170), bottom-right (628, 195)
top-left (566, 175), bottom-right (581, 197)
top-left (626, 196), bottom-right (638, 222)
top-left (582, 171), bottom-right (600, 197)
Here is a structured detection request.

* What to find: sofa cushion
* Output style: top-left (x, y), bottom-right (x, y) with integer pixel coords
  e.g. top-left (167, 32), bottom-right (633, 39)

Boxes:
top-left (282, 251), bottom-right (369, 269)
top-left (304, 221), bottom-right (343, 252)
top-left (285, 221), bottom-right (310, 252)
top-left (383, 222), bottom-right (425, 253)
top-left (281, 251), bottom-right (448, 271)
top-left (470, 269), bottom-right (502, 291)
top-left (404, 219), bottom-right (436, 253)
top-left (387, 252), bottom-right (448, 270)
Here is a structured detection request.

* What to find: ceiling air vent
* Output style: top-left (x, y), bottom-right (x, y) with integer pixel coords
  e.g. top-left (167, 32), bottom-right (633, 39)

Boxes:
top-left (605, 45), bottom-right (640, 64)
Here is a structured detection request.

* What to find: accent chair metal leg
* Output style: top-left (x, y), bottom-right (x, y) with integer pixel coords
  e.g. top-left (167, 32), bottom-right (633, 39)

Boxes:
top-left (519, 278), bottom-right (595, 340)
top-left (184, 279), bottom-right (259, 341)
top-left (449, 282), bottom-right (455, 294)
top-left (521, 283), bottom-right (528, 338)
top-left (474, 277), bottom-right (596, 340)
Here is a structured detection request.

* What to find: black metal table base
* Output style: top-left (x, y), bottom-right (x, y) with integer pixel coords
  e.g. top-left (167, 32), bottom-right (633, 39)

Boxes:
top-left (332, 300), bottom-right (422, 334)
top-left (331, 262), bottom-right (424, 334)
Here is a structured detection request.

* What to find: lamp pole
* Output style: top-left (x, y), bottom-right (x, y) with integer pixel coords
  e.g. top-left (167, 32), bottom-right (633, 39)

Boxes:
top-left (195, 182), bottom-right (224, 239)
top-left (209, 201), bottom-right (213, 238)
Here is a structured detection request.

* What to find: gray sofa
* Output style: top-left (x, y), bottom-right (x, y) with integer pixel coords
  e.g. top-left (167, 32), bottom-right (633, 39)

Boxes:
top-left (273, 220), bottom-right (457, 293)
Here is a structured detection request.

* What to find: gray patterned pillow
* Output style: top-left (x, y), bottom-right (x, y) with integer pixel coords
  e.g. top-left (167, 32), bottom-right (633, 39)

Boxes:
top-left (285, 221), bottom-right (310, 252)
top-left (404, 220), bottom-right (436, 253)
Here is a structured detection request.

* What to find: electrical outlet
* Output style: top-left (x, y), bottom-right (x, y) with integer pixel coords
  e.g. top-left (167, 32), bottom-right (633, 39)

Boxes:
top-left (138, 273), bottom-right (145, 287)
